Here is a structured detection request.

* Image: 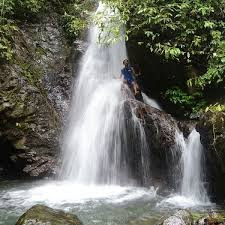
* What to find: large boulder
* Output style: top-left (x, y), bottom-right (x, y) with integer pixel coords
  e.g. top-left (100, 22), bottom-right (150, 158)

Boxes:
top-left (124, 99), bottom-right (181, 189)
top-left (15, 205), bottom-right (83, 225)
top-left (196, 111), bottom-right (225, 202)
top-left (0, 13), bottom-right (84, 178)
top-left (160, 210), bottom-right (193, 225)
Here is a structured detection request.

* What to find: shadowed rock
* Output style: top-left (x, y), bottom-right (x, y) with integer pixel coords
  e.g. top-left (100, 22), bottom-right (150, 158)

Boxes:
top-left (0, 13), bottom-right (80, 178)
top-left (197, 111), bottom-right (225, 202)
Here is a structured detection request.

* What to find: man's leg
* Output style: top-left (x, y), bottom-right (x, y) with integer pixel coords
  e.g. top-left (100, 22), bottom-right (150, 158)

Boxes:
top-left (132, 82), bottom-right (139, 95)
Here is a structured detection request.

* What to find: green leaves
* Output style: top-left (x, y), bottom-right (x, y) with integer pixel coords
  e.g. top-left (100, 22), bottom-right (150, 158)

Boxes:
top-left (165, 87), bottom-right (195, 105)
top-left (102, 0), bottom-right (225, 90)
top-left (0, 0), bottom-right (94, 61)
top-left (165, 86), bottom-right (206, 116)
top-left (62, 0), bottom-right (94, 40)
top-left (205, 104), bottom-right (225, 113)
top-left (0, 23), bottom-right (18, 61)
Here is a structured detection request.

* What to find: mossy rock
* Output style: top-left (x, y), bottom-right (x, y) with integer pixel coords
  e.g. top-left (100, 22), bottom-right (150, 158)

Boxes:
top-left (16, 204), bottom-right (83, 225)
top-left (192, 211), bottom-right (225, 225)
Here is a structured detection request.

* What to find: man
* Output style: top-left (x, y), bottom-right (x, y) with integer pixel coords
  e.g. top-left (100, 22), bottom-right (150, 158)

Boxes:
top-left (121, 59), bottom-right (139, 95)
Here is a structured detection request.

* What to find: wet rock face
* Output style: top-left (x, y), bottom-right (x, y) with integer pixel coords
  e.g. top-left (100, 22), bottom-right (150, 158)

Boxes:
top-left (15, 204), bottom-right (83, 225)
top-left (124, 100), bottom-right (181, 189)
top-left (197, 111), bottom-right (225, 202)
top-left (0, 14), bottom-right (82, 178)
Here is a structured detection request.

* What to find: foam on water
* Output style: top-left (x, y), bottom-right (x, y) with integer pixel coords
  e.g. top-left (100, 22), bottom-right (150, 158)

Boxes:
top-left (2, 181), bottom-right (155, 207)
top-left (158, 195), bottom-right (211, 209)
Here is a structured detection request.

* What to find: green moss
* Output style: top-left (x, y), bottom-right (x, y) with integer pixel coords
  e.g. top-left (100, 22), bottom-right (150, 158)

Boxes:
top-left (16, 205), bottom-right (83, 225)
top-left (14, 58), bottom-right (43, 86)
top-left (14, 137), bottom-right (27, 150)
top-left (191, 212), bottom-right (205, 221)
top-left (191, 212), bottom-right (225, 224)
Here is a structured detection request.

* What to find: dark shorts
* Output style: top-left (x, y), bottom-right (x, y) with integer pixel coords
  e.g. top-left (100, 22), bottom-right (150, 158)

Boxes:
top-left (125, 78), bottom-right (134, 85)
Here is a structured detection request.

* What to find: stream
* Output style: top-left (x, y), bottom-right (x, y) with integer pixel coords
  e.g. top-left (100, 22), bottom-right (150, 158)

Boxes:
top-left (0, 180), bottom-right (216, 225)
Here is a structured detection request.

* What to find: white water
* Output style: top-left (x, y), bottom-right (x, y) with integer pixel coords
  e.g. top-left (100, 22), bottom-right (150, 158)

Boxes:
top-left (164, 129), bottom-right (209, 207)
top-left (60, 2), bottom-right (210, 207)
top-left (142, 93), bottom-right (162, 111)
top-left (181, 129), bottom-right (209, 202)
top-left (61, 3), bottom-right (150, 185)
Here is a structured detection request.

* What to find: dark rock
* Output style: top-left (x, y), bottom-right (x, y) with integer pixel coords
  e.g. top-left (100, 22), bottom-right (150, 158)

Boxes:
top-left (196, 111), bottom-right (225, 202)
top-left (124, 99), bottom-right (181, 189)
top-left (15, 204), bottom-right (83, 225)
top-left (0, 14), bottom-right (78, 178)
top-left (177, 120), bottom-right (196, 138)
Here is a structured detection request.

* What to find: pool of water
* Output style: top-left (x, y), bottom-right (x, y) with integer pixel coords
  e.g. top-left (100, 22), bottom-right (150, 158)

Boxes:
top-left (0, 180), bottom-right (220, 225)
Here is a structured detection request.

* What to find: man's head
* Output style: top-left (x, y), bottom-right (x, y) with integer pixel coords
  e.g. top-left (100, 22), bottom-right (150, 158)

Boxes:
top-left (123, 59), bottom-right (129, 67)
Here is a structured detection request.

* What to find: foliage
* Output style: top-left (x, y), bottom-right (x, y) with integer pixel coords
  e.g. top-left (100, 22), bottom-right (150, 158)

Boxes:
top-left (100, 0), bottom-right (225, 89)
top-left (165, 87), bottom-right (195, 105)
top-left (0, 23), bottom-right (17, 61)
top-left (205, 103), bottom-right (225, 113)
top-left (165, 86), bottom-right (206, 116)
top-left (62, 0), bottom-right (94, 40)
top-left (94, 4), bottom-right (126, 45)
top-left (98, 0), bottom-right (225, 116)
top-left (0, 0), bottom-right (94, 61)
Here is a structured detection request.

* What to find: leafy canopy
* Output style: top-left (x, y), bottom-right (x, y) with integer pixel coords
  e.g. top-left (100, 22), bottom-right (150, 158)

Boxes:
top-left (98, 0), bottom-right (225, 116)
top-left (0, 0), bottom-right (94, 62)
top-left (101, 0), bottom-right (225, 90)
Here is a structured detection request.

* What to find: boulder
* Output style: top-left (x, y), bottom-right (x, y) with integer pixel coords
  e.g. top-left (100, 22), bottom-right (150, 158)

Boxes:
top-left (15, 205), bottom-right (83, 225)
top-left (196, 111), bottom-right (225, 202)
top-left (124, 99), bottom-right (181, 189)
top-left (160, 210), bottom-right (193, 225)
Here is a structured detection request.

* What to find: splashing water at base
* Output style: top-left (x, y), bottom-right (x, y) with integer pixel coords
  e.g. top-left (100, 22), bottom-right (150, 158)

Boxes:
top-left (163, 129), bottom-right (210, 208)
top-left (181, 129), bottom-right (209, 202)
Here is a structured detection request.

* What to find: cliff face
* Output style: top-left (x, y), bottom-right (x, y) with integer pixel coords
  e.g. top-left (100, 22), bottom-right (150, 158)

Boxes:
top-left (0, 13), bottom-right (84, 178)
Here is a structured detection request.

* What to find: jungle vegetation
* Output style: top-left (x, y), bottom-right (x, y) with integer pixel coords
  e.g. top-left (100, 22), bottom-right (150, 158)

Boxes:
top-left (100, 0), bottom-right (225, 116)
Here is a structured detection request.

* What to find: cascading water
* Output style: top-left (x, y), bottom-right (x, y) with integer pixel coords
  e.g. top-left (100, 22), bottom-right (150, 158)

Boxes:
top-left (161, 129), bottom-right (209, 207)
top-left (60, 3), bottom-right (150, 185)
top-left (142, 93), bottom-right (162, 111)
top-left (180, 129), bottom-right (209, 202)
top-left (164, 129), bottom-right (209, 207)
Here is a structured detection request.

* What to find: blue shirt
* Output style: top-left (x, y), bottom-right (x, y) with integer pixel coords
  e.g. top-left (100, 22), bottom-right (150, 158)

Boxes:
top-left (121, 66), bottom-right (134, 85)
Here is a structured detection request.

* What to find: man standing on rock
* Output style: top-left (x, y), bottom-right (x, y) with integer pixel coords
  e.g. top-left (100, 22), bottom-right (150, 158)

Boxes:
top-left (120, 59), bottom-right (139, 96)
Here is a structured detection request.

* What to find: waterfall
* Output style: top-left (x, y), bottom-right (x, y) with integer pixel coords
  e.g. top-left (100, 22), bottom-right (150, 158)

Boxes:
top-left (177, 129), bottom-right (209, 203)
top-left (60, 3), bottom-right (150, 185)
top-left (142, 93), bottom-right (162, 111)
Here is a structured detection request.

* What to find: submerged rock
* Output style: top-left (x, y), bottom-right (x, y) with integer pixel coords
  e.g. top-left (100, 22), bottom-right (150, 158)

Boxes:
top-left (15, 205), bottom-right (83, 225)
top-left (197, 111), bottom-right (225, 201)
